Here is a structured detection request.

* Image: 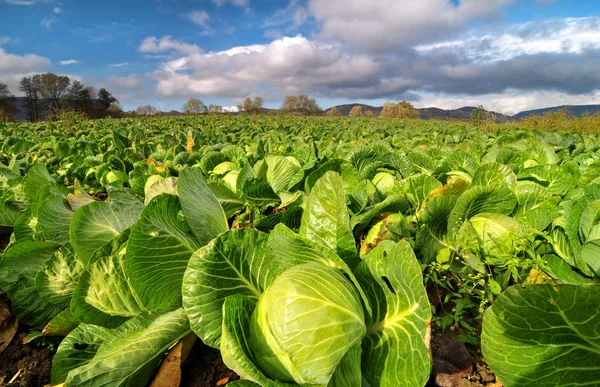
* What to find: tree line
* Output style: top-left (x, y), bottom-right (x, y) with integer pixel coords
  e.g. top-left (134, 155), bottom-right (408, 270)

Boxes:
top-left (0, 73), bottom-right (121, 121)
top-left (1, 78), bottom-right (420, 120)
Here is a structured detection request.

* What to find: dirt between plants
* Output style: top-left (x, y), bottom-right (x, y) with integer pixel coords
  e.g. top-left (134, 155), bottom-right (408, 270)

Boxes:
top-left (0, 331), bottom-right (53, 387)
top-left (180, 340), bottom-right (240, 387)
top-left (428, 334), bottom-right (502, 387)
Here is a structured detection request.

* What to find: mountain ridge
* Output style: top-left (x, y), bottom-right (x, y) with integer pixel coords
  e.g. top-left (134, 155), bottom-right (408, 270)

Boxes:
top-left (326, 103), bottom-right (600, 120)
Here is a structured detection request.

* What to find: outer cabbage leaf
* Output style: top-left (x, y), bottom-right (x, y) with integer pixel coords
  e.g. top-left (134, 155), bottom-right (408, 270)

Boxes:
top-left (182, 228), bottom-right (269, 348)
top-left (178, 167), bottom-right (228, 244)
top-left (0, 241), bottom-right (62, 328)
top-left (126, 194), bottom-right (201, 311)
top-left (299, 171), bottom-right (358, 266)
top-left (70, 189), bottom-right (143, 263)
top-left (356, 241), bottom-right (431, 387)
top-left (482, 284), bottom-right (600, 387)
top-left (52, 308), bottom-right (190, 386)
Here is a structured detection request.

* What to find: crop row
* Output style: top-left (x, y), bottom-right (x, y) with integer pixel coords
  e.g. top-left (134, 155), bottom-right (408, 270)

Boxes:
top-left (0, 116), bottom-right (598, 386)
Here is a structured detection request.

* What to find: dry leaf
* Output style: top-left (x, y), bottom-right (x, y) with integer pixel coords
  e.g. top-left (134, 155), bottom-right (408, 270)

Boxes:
top-left (150, 333), bottom-right (197, 387)
top-left (0, 297), bottom-right (17, 354)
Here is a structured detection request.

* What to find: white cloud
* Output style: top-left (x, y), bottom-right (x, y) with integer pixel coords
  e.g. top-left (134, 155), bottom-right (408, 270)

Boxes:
top-left (264, 29), bottom-right (282, 39)
top-left (0, 47), bottom-right (52, 95)
top-left (139, 36), bottom-right (201, 55)
top-left (109, 62), bottom-right (130, 67)
top-left (0, 47), bottom-right (51, 74)
top-left (53, 6), bottom-right (60, 13)
top-left (60, 59), bottom-right (79, 65)
top-left (41, 16), bottom-right (57, 30)
top-left (0, 37), bottom-right (13, 45)
top-left (105, 74), bottom-right (143, 90)
top-left (308, 0), bottom-right (516, 52)
top-left (187, 10), bottom-right (209, 27)
top-left (139, 15), bottom-right (600, 114)
top-left (211, 0), bottom-right (248, 7)
top-left (416, 17), bottom-right (600, 62)
top-left (149, 34), bottom-right (381, 99)
top-left (4, 0), bottom-right (52, 4)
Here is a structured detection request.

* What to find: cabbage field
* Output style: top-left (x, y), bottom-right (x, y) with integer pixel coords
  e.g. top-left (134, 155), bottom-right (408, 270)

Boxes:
top-left (0, 115), bottom-right (598, 387)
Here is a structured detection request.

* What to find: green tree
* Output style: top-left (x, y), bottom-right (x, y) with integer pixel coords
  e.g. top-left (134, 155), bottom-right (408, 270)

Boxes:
top-left (96, 88), bottom-right (117, 113)
top-left (184, 98), bottom-right (207, 114)
top-left (107, 102), bottom-right (125, 118)
top-left (67, 80), bottom-right (85, 110)
top-left (39, 73), bottom-right (71, 112)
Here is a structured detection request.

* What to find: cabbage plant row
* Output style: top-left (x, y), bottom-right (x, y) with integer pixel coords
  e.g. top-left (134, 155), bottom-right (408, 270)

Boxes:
top-left (0, 116), bottom-right (598, 387)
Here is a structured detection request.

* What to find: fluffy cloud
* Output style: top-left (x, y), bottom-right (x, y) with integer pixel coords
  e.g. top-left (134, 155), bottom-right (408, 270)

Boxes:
top-left (105, 74), bottom-right (143, 91)
top-left (416, 17), bottom-right (600, 62)
top-left (139, 36), bottom-right (201, 55)
top-left (187, 10), bottom-right (210, 28)
top-left (0, 47), bottom-right (51, 74)
top-left (308, 0), bottom-right (517, 52)
top-left (211, 0), bottom-right (248, 7)
top-left (41, 16), bottom-right (57, 30)
top-left (60, 59), bottom-right (79, 65)
top-left (4, 0), bottom-right (52, 4)
top-left (0, 48), bottom-right (51, 95)
top-left (148, 35), bottom-right (384, 99)
top-left (141, 14), bottom-right (600, 113)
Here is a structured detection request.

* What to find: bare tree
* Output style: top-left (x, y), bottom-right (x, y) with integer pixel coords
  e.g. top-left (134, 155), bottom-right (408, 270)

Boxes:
top-left (19, 76), bottom-right (41, 121)
top-left (349, 106), bottom-right (363, 117)
top-left (184, 98), bottom-right (207, 114)
top-left (252, 96), bottom-right (263, 113)
top-left (327, 107), bottom-right (342, 116)
top-left (208, 104), bottom-right (223, 113)
top-left (242, 97), bottom-right (253, 113)
top-left (241, 96), bottom-right (264, 114)
top-left (281, 94), bottom-right (321, 115)
top-left (0, 82), bottom-right (15, 120)
top-left (136, 104), bottom-right (158, 116)
top-left (380, 101), bottom-right (420, 119)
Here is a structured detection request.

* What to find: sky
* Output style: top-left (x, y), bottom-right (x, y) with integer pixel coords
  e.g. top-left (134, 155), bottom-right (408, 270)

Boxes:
top-left (1, 0), bottom-right (600, 114)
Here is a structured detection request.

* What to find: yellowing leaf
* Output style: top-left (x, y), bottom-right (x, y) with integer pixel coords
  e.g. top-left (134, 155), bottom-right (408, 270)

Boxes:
top-left (150, 333), bottom-right (197, 387)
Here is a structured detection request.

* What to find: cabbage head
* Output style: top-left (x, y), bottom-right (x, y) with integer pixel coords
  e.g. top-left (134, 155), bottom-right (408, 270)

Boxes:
top-left (248, 263), bottom-right (366, 385)
top-left (458, 213), bottom-right (523, 267)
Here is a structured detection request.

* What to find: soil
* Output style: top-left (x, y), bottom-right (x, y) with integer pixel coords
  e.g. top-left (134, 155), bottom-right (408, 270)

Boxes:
top-left (0, 330), bottom-right (54, 387)
top-left (428, 334), bottom-right (501, 387)
top-left (179, 340), bottom-right (239, 387)
top-left (0, 328), bottom-right (500, 387)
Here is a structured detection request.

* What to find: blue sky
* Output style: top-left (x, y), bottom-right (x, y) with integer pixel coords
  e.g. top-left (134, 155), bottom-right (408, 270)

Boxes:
top-left (1, 0), bottom-right (600, 114)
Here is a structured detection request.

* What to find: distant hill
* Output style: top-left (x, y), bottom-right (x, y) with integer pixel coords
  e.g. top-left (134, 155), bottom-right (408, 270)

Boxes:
top-left (512, 105), bottom-right (600, 119)
top-left (325, 103), bottom-right (510, 121)
top-left (326, 103), bottom-right (382, 116)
